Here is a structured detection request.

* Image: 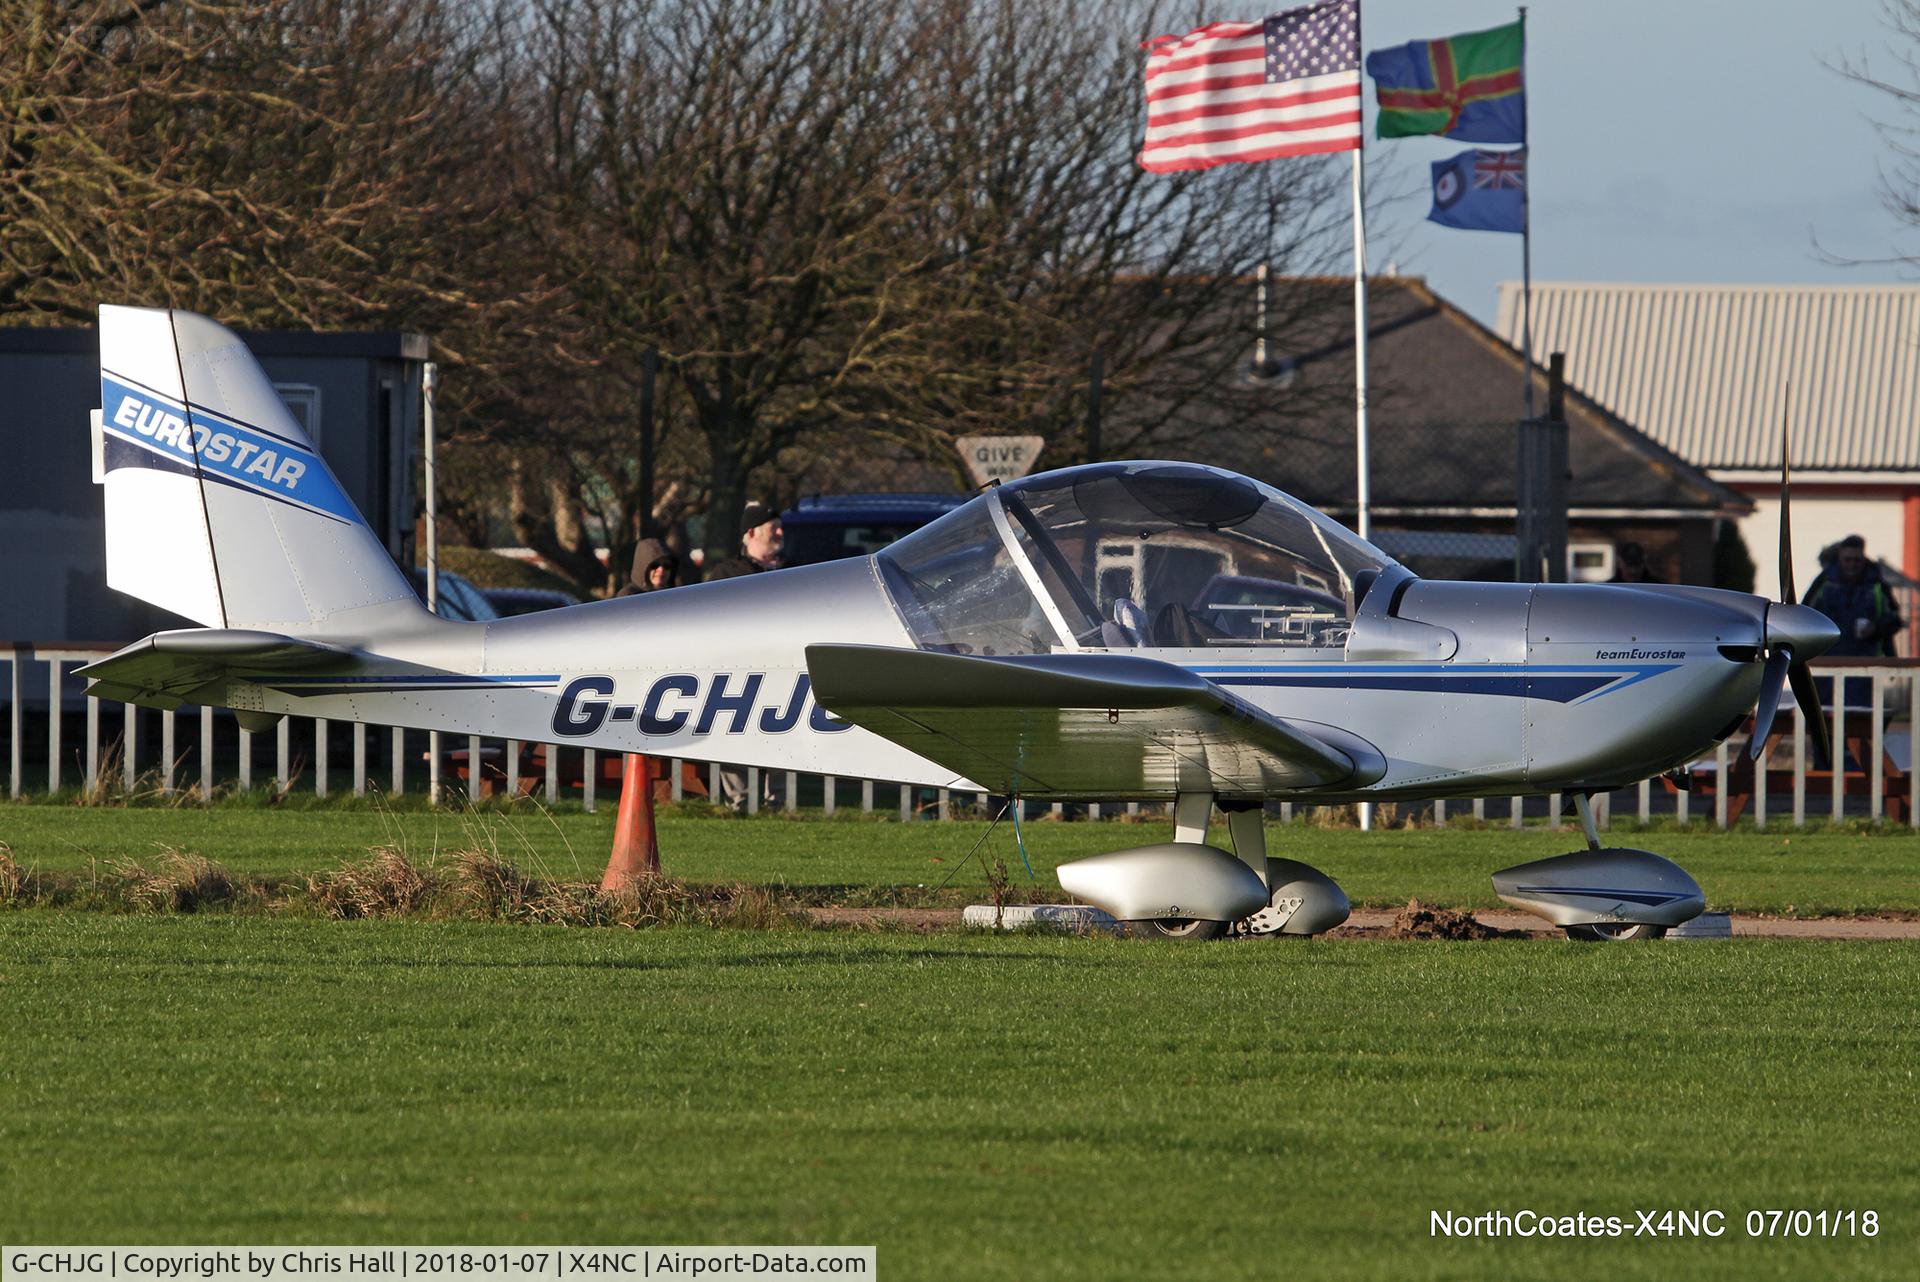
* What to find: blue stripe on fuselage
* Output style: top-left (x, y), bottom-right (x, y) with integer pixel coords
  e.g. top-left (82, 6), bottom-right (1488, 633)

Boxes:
top-left (1190, 662), bottom-right (1681, 704)
top-left (264, 674), bottom-right (562, 697)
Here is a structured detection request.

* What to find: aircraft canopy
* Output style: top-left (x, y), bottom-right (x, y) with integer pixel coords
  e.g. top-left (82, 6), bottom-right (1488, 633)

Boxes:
top-left (875, 462), bottom-right (1396, 656)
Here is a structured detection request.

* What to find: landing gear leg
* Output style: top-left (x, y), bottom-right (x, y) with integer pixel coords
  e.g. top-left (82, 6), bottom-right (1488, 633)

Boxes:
top-left (1224, 802), bottom-right (1269, 887)
top-left (1172, 791), bottom-right (1214, 847)
top-left (1228, 801), bottom-right (1351, 936)
top-left (1572, 792), bottom-right (1601, 852)
top-left (1069, 792), bottom-right (1346, 939)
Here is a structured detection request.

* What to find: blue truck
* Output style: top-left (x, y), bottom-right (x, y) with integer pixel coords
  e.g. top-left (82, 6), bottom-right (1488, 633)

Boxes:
top-left (779, 492), bottom-right (968, 566)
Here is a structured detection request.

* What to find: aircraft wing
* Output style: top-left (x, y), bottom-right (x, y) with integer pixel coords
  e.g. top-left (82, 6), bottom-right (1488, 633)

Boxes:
top-left (806, 644), bottom-right (1357, 798)
top-left (76, 629), bottom-right (355, 709)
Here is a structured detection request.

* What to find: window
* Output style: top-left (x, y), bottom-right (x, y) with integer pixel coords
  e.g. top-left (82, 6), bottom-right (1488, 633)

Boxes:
top-left (874, 502), bottom-right (1054, 656)
top-left (1569, 543), bottom-right (1614, 583)
top-left (273, 383), bottom-right (322, 446)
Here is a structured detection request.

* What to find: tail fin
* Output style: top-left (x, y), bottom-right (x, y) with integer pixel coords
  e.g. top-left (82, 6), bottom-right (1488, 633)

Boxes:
top-left (94, 305), bottom-right (419, 635)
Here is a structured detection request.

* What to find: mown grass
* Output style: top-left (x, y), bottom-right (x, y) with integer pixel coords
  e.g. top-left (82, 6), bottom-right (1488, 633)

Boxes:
top-left (2, 802), bottom-right (1917, 914)
top-left (0, 916), bottom-right (1912, 1279)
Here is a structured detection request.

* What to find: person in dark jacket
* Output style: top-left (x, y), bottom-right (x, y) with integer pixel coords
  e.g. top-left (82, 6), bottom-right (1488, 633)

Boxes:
top-left (1804, 535), bottom-right (1902, 658)
top-left (1804, 534), bottom-right (1903, 712)
top-left (616, 537), bottom-right (680, 597)
top-left (1608, 541), bottom-right (1662, 584)
top-left (705, 501), bottom-right (783, 809)
top-left (703, 500), bottom-right (784, 581)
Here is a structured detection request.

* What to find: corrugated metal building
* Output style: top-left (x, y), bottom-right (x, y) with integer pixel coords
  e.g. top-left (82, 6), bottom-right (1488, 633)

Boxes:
top-left (1496, 282), bottom-right (1920, 632)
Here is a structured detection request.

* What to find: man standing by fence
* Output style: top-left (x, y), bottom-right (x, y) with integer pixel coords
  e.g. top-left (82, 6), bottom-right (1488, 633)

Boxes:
top-left (1804, 535), bottom-right (1903, 710)
top-left (1805, 536), bottom-right (1904, 657)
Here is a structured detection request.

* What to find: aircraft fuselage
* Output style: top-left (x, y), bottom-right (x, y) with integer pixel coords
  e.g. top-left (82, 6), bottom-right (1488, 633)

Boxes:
top-left (225, 559), bottom-right (1773, 802)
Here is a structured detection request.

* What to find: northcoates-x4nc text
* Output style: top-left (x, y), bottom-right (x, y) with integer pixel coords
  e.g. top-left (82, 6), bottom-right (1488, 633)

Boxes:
top-left (1431, 1208), bottom-right (1881, 1238)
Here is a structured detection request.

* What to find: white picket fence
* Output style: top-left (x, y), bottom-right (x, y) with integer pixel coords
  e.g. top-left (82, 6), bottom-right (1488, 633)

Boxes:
top-left (5, 645), bottom-right (1917, 828)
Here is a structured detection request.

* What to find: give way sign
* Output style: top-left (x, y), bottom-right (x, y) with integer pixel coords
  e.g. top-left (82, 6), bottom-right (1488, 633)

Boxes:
top-left (955, 435), bottom-right (1045, 487)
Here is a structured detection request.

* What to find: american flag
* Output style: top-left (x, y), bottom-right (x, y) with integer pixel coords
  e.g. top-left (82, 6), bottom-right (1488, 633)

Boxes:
top-left (1138, 1), bottom-right (1362, 174)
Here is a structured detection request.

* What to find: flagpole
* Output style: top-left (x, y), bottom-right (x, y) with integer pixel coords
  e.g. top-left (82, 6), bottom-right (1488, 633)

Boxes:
top-left (1352, 1), bottom-right (1371, 833)
top-left (1519, 5), bottom-right (1534, 421)
top-left (1352, 152), bottom-right (1370, 541)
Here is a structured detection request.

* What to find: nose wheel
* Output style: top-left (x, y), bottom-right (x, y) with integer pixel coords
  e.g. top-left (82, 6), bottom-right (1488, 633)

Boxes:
top-left (1563, 796), bottom-right (1672, 940)
top-left (1491, 795), bottom-right (1704, 941)
top-left (1564, 921), bottom-right (1668, 942)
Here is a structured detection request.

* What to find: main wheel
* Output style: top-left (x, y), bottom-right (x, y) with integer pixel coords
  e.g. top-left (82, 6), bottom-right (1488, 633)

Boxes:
top-left (1128, 916), bottom-right (1230, 941)
top-left (1564, 921), bottom-right (1668, 942)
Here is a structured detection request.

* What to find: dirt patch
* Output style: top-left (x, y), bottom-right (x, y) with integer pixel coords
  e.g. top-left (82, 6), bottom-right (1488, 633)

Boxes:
top-left (805, 905), bottom-right (958, 933)
top-left (1731, 915), bottom-right (1920, 939)
top-left (1329, 898), bottom-right (1527, 941)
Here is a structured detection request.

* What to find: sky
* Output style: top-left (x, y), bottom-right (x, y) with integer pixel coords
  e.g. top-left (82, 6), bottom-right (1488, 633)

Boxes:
top-left (1346, 0), bottom-right (1917, 325)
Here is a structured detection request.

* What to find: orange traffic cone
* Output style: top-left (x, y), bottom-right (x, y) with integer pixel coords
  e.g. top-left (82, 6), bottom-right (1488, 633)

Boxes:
top-left (602, 753), bottom-right (661, 889)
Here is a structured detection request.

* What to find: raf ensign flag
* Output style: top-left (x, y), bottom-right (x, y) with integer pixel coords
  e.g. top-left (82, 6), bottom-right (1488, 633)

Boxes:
top-left (1427, 148), bottom-right (1525, 233)
top-left (1138, 1), bottom-right (1362, 173)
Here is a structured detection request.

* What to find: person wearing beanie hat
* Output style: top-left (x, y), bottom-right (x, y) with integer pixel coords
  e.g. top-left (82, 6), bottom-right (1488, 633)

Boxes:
top-left (704, 500), bottom-right (784, 581)
top-left (704, 499), bottom-right (785, 809)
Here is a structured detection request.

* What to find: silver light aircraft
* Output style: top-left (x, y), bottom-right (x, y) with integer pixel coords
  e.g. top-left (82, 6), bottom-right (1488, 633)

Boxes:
top-left (80, 306), bottom-right (1840, 939)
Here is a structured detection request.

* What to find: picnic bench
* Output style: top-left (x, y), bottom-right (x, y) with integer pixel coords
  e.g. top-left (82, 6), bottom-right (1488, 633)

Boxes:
top-left (436, 743), bottom-right (711, 801)
top-left (1665, 713), bottom-right (1911, 823)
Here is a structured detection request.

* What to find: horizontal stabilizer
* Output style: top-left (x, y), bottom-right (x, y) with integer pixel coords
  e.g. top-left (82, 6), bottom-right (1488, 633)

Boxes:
top-left (77, 629), bottom-right (355, 709)
top-left (806, 644), bottom-right (1356, 798)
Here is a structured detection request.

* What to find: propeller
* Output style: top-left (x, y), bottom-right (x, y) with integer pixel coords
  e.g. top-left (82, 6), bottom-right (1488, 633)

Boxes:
top-left (1748, 383), bottom-right (1837, 763)
top-left (1748, 644), bottom-right (1792, 757)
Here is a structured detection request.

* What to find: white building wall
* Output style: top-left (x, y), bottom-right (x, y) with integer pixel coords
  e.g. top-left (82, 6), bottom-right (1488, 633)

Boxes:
top-left (1736, 489), bottom-right (1906, 600)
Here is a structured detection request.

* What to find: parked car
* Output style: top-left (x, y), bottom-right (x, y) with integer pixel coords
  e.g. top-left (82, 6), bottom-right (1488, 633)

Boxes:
top-left (409, 567), bottom-right (500, 622)
top-left (780, 492), bottom-right (968, 566)
top-left (482, 586), bottom-right (580, 617)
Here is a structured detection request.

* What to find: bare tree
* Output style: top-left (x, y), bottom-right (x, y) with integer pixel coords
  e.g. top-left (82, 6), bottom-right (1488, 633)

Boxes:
top-left (1, 0), bottom-right (579, 589)
top-left (513, 0), bottom-right (1350, 569)
top-left (1, 0), bottom-right (218, 320)
top-left (1827, 1), bottom-right (1920, 261)
top-left (517, 0), bottom-right (941, 564)
top-left (0, 0), bottom-right (559, 432)
top-left (1, 1), bottom-right (1355, 594)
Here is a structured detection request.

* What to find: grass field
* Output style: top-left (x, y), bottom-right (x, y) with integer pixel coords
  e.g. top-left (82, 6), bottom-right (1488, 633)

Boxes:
top-left (0, 916), bottom-right (1913, 1279)
top-left (2, 801), bottom-right (1917, 914)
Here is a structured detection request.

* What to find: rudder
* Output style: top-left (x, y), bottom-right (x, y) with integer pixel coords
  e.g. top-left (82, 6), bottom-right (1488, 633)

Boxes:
top-left (95, 305), bottom-right (419, 635)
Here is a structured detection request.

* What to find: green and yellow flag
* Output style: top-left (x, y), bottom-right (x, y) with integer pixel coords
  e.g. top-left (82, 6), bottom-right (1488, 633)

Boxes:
top-left (1364, 20), bottom-right (1524, 142)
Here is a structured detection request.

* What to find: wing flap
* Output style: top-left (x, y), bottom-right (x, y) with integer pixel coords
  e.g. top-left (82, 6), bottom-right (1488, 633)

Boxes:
top-left (807, 644), bottom-right (1356, 798)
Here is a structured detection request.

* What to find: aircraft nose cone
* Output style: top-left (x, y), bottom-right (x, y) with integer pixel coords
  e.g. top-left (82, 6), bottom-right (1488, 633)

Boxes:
top-left (1766, 602), bottom-right (1841, 660)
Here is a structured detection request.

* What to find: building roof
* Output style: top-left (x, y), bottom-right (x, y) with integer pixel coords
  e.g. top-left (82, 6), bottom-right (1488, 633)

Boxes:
top-left (0, 326), bottom-right (429, 360)
top-left (1146, 277), bottom-right (1749, 518)
top-left (1495, 281), bottom-right (1920, 473)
